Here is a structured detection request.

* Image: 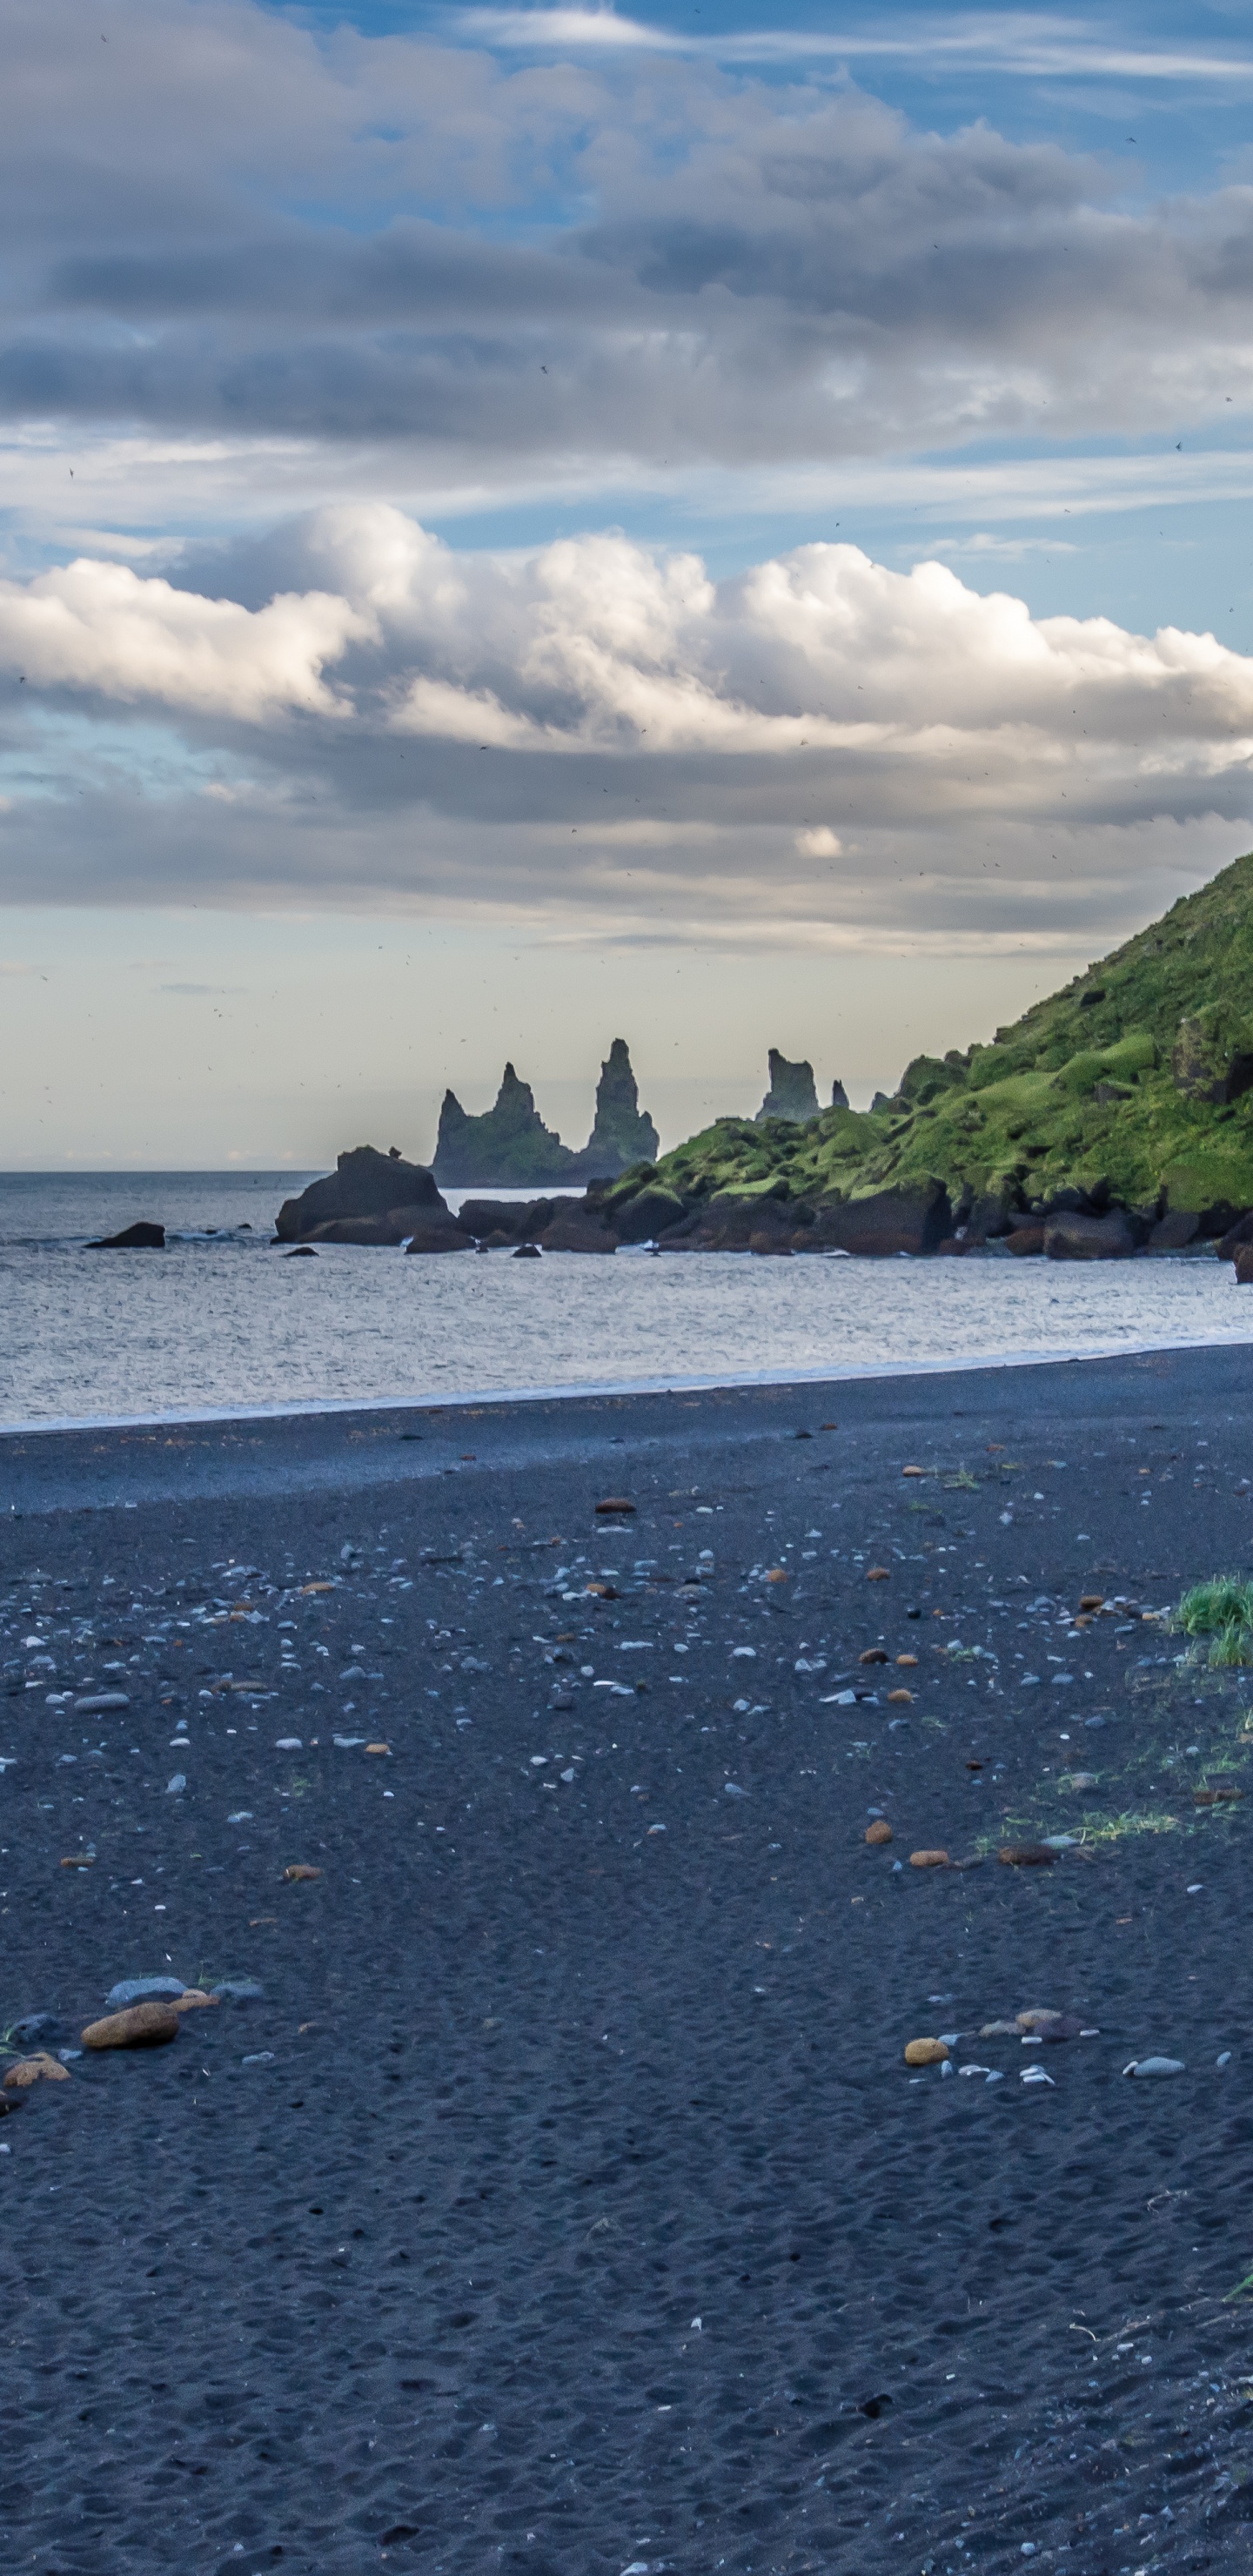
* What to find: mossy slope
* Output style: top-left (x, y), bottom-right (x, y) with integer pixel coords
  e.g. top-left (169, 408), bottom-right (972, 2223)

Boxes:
top-left (653, 849), bottom-right (1253, 1218)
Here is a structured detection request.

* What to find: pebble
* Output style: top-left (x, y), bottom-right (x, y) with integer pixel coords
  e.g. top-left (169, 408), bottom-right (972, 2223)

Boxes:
top-left (166, 1773), bottom-right (186, 1794)
top-left (859, 1647), bottom-right (888, 1666)
top-left (595, 1498), bottom-right (635, 1516)
top-left (3, 2052), bottom-right (70, 2090)
top-left (1021, 2068), bottom-right (1055, 2087)
top-left (998, 1845), bottom-right (1058, 1868)
top-left (909, 1848), bottom-right (949, 1868)
top-left (1065, 1772), bottom-right (1099, 1789)
top-left (1017, 2009), bottom-right (1062, 2030)
top-left (904, 2037), bottom-right (950, 2066)
top-left (283, 1863), bottom-right (321, 1881)
top-left (866, 1566), bottom-right (890, 1582)
top-left (865, 1820), bottom-right (893, 1845)
top-left (105, 1976), bottom-right (185, 2009)
top-left (211, 1980), bottom-right (264, 2002)
top-left (170, 1990), bottom-right (219, 2015)
top-left (10, 2014), bottom-right (61, 2047)
top-left (74, 1691), bottom-right (130, 1714)
top-left (980, 2021), bottom-right (1022, 2038)
top-left (887, 1687), bottom-right (913, 1705)
top-left (82, 2002), bottom-right (181, 2050)
top-left (60, 1854), bottom-right (95, 1869)
top-left (1217, 2051), bottom-right (1232, 2068)
top-left (1123, 2057), bottom-right (1185, 2078)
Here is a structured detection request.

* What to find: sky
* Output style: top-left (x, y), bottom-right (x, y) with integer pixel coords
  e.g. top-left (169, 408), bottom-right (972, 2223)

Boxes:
top-left (3, 0), bottom-right (1253, 1165)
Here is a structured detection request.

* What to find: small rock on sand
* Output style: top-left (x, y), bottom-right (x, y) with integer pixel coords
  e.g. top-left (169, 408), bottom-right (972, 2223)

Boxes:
top-left (106, 1976), bottom-right (184, 2009)
top-left (75, 1691), bottom-right (130, 1714)
top-left (859, 1647), bottom-right (888, 1666)
top-left (910, 1848), bottom-right (949, 1868)
top-left (283, 1863), bottom-right (321, 1882)
top-left (904, 2037), bottom-right (950, 2066)
top-left (887, 1687), bottom-right (913, 1704)
top-left (1124, 2056), bottom-right (1185, 2077)
top-left (82, 2002), bottom-right (180, 2050)
top-left (999, 1845), bottom-right (1058, 1867)
top-left (595, 1498), bottom-right (635, 1515)
top-left (3, 2052), bottom-right (70, 2089)
top-left (865, 1819), bottom-right (893, 1844)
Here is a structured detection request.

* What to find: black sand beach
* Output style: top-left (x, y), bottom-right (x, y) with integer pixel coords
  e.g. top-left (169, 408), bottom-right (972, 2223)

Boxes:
top-left (3, 1349), bottom-right (1253, 2576)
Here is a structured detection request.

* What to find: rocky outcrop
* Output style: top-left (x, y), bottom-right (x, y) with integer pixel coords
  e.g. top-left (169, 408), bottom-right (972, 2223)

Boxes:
top-left (802, 1181), bottom-right (953, 1258)
top-left (755, 1050), bottom-right (820, 1124)
top-left (573, 1038), bottom-right (659, 1173)
top-left (432, 1043), bottom-right (658, 1186)
top-left (830, 1079), bottom-right (849, 1110)
top-left (275, 1147), bottom-right (469, 1248)
top-left (86, 1220), bottom-right (165, 1249)
top-left (433, 1066), bottom-right (574, 1188)
top-left (1043, 1208), bottom-right (1146, 1260)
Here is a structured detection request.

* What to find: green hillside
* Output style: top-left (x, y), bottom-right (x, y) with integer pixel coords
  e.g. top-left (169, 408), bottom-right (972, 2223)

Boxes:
top-left (652, 849), bottom-right (1253, 1221)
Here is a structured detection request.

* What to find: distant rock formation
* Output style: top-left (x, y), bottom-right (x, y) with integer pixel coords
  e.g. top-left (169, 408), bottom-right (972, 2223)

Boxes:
top-left (275, 1146), bottom-right (472, 1249)
top-left (86, 1220), bottom-right (165, 1250)
top-left (578, 1037), bottom-right (660, 1173)
top-left (433, 1041), bottom-right (657, 1185)
top-left (830, 1078), bottom-right (849, 1110)
top-left (755, 1050), bottom-right (820, 1124)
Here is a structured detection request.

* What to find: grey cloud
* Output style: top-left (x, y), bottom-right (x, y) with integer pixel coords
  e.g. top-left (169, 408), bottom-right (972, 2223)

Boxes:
top-left (0, 2), bottom-right (1250, 480)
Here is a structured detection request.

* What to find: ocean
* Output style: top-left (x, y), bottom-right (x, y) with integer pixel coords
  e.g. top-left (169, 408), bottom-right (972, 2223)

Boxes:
top-left (2, 1169), bottom-right (1250, 1429)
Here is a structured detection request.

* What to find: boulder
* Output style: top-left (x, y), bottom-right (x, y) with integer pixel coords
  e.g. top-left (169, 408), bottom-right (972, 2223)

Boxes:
top-left (537, 1209), bottom-right (619, 1253)
top-left (613, 1184), bottom-right (687, 1244)
top-left (1004, 1224), bottom-right (1046, 1256)
top-left (276, 1146), bottom-right (446, 1243)
top-left (401, 1213), bottom-right (475, 1254)
top-left (1236, 1245), bottom-right (1253, 1286)
top-left (755, 1049), bottom-right (820, 1124)
top-left (660, 1191), bottom-right (796, 1253)
top-left (1043, 1209), bottom-right (1142, 1260)
top-left (86, 1220), bottom-right (165, 1250)
top-left (1218, 1210), bottom-right (1253, 1263)
top-left (1148, 1209), bottom-right (1201, 1251)
top-left (806, 1181), bottom-right (952, 1258)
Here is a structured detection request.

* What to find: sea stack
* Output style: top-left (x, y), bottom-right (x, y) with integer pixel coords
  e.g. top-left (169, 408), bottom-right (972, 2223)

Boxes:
top-left (755, 1050), bottom-right (820, 1124)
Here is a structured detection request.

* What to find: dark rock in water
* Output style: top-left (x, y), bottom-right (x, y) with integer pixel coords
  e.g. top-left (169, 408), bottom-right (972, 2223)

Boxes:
top-left (1004, 1222), bottom-right (1046, 1257)
top-left (805, 1182), bottom-right (952, 1258)
top-left (1149, 1209), bottom-right (1200, 1251)
top-left (1044, 1208), bottom-right (1144, 1260)
top-left (538, 1207), bottom-right (618, 1253)
top-left (1218, 1209), bottom-right (1253, 1262)
top-left (613, 1183), bottom-right (687, 1244)
top-left (456, 1197), bottom-right (560, 1240)
top-left (86, 1220), bottom-right (164, 1250)
top-left (276, 1146), bottom-right (448, 1244)
top-left (400, 1211), bottom-right (475, 1255)
top-left (755, 1049), bottom-right (820, 1124)
top-left (513, 1243), bottom-right (542, 1258)
top-left (283, 1245), bottom-right (318, 1258)
top-left (660, 1191), bottom-right (800, 1253)
top-left (1236, 1244), bottom-right (1253, 1286)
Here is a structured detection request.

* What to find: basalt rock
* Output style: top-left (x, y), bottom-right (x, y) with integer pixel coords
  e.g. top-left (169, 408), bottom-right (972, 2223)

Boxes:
top-left (755, 1049), bottom-right (820, 1124)
top-left (86, 1220), bottom-right (165, 1250)
top-left (803, 1181), bottom-right (953, 1258)
top-left (433, 1043), bottom-right (658, 1186)
top-left (537, 1208), bottom-right (619, 1253)
top-left (1043, 1208), bottom-right (1146, 1260)
top-left (277, 1147), bottom-right (449, 1244)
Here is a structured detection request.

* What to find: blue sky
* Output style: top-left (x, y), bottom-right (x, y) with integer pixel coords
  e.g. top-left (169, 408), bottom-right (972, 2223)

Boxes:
top-left (2, 0), bottom-right (1253, 1163)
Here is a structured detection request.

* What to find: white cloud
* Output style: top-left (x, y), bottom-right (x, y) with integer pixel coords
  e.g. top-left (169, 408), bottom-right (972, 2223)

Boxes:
top-left (0, 558), bottom-right (368, 719)
top-left (0, 506), bottom-right (1251, 953)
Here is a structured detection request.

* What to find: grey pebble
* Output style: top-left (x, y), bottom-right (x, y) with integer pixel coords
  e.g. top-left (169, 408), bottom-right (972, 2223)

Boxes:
top-left (241, 2050), bottom-right (276, 2065)
top-left (1123, 2056), bottom-right (1185, 2078)
top-left (1217, 2051), bottom-right (1232, 2068)
top-left (106, 1976), bottom-right (186, 2008)
top-left (10, 2012), bottom-right (62, 2046)
top-left (166, 1772), bottom-right (186, 1794)
top-left (75, 1691), bottom-right (130, 1714)
top-left (211, 1980), bottom-right (264, 2002)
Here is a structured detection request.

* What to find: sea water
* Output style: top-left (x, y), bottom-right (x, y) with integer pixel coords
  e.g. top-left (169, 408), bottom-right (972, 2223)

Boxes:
top-left (2, 1169), bottom-right (1250, 1429)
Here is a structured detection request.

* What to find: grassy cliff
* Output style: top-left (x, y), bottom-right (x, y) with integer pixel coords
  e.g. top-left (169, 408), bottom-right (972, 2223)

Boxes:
top-left (645, 849), bottom-right (1253, 1222)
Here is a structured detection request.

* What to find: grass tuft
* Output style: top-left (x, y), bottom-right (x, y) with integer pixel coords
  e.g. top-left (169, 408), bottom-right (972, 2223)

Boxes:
top-left (1177, 1576), bottom-right (1253, 1637)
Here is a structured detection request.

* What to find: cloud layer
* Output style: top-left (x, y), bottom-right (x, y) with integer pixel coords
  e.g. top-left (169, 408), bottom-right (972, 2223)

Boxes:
top-left (2, 0), bottom-right (1253, 507)
top-left (1, 506), bottom-right (1250, 949)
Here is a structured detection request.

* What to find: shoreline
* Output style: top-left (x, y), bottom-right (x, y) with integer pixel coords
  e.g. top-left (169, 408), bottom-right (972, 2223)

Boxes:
top-left (4, 1314), bottom-right (1253, 1445)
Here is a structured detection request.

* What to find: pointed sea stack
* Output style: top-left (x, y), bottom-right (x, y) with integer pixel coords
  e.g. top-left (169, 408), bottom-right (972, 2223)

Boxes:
top-left (432, 1065), bottom-right (576, 1187)
top-left (755, 1050), bottom-right (820, 1124)
top-left (567, 1039), bottom-right (659, 1179)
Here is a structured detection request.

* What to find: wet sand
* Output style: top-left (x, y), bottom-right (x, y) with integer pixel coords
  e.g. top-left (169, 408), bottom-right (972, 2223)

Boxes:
top-left (3, 1347), bottom-right (1253, 2575)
